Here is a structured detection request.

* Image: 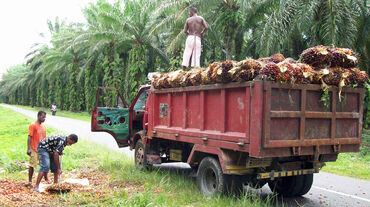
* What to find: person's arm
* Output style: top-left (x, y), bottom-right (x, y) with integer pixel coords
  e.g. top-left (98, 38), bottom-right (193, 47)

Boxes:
top-left (53, 152), bottom-right (62, 175)
top-left (201, 18), bottom-right (208, 37)
top-left (27, 125), bottom-right (33, 156)
top-left (183, 19), bottom-right (189, 35)
top-left (27, 135), bottom-right (32, 156)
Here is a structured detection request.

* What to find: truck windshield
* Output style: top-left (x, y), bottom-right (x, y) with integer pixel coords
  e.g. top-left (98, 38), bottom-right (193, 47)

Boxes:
top-left (133, 90), bottom-right (148, 110)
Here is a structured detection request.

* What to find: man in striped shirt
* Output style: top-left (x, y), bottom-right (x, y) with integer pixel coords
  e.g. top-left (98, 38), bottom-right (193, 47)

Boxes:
top-left (33, 134), bottom-right (78, 193)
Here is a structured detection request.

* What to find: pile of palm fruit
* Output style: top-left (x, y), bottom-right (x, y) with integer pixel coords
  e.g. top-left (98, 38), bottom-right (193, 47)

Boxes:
top-left (150, 46), bottom-right (368, 93)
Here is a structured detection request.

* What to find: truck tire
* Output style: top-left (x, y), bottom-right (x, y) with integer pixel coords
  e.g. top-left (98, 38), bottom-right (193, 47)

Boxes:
top-left (296, 174), bottom-right (313, 196)
top-left (268, 174), bottom-right (313, 197)
top-left (134, 140), bottom-right (151, 170)
top-left (196, 157), bottom-right (243, 196)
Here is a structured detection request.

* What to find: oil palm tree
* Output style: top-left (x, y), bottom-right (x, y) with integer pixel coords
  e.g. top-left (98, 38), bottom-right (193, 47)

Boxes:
top-left (253, 0), bottom-right (368, 63)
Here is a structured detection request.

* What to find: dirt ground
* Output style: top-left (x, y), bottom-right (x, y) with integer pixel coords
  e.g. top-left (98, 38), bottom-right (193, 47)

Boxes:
top-left (0, 168), bottom-right (143, 206)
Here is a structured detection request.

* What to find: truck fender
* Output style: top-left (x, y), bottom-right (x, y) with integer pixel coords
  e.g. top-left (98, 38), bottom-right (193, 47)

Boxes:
top-left (187, 144), bottom-right (228, 174)
top-left (130, 131), bottom-right (146, 150)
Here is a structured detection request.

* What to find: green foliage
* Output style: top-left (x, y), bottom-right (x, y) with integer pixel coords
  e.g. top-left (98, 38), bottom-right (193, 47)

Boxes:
top-left (128, 45), bottom-right (149, 101)
top-left (320, 87), bottom-right (330, 109)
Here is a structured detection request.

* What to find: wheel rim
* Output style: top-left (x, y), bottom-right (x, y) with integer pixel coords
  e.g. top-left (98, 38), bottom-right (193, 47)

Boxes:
top-left (204, 168), bottom-right (217, 194)
top-left (136, 147), bottom-right (144, 167)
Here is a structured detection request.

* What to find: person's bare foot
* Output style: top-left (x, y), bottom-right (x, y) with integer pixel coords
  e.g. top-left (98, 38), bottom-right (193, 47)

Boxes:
top-left (25, 182), bottom-right (33, 188)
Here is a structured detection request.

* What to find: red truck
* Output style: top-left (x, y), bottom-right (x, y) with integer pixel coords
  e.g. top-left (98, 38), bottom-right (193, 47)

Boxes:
top-left (91, 80), bottom-right (364, 197)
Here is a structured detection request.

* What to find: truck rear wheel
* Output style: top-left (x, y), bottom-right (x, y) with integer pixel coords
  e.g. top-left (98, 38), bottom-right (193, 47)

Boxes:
top-left (268, 174), bottom-right (313, 197)
top-left (134, 140), bottom-right (151, 170)
top-left (296, 174), bottom-right (313, 196)
top-left (196, 157), bottom-right (243, 196)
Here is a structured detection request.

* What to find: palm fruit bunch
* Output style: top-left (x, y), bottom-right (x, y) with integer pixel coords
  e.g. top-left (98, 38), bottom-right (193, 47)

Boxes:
top-left (201, 66), bottom-right (213, 84)
top-left (207, 62), bottom-right (222, 83)
top-left (168, 70), bottom-right (186, 88)
top-left (347, 68), bottom-right (369, 87)
top-left (260, 61), bottom-right (298, 83)
top-left (220, 60), bottom-right (235, 83)
top-left (156, 73), bottom-right (171, 89)
top-left (45, 183), bottom-right (74, 193)
top-left (260, 62), bottom-right (281, 81)
top-left (150, 73), bottom-right (162, 89)
top-left (184, 68), bottom-right (203, 86)
top-left (321, 67), bottom-right (350, 86)
top-left (208, 61), bottom-right (235, 83)
top-left (300, 45), bottom-right (331, 68)
top-left (270, 53), bottom-right (286, 63)
top-left (296, 63), bottom-right (314, 84)
top-left (258, 53), bottom-right (285, 64)
top-left (229, 58), bottom-right (262, 82)
top-left (329, 47), bottom-right (359, 68)
top-left (150, 45), bottom-right (367, 90)
top-left (276, 61), bottom-right (296, 83)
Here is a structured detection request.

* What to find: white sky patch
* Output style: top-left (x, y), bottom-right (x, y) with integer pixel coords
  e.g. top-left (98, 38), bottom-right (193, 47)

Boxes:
top-left (0, 0), bottom-right (107, 78)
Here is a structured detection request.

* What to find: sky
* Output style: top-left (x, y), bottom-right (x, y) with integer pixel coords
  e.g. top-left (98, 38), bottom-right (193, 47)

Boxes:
top-left (0, 0), bottom-right (100, 78)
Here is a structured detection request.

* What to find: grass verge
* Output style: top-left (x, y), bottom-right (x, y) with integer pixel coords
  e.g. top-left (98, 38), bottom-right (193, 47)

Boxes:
top-left (322, 129), bottom-right (370, 180)
top-left (0, 106), bottom-right (274, 206)
top-left (13, 104), bottom-right (91, 122)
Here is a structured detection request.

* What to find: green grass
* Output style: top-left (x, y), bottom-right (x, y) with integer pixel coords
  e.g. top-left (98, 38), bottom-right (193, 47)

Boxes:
top-left (13, 104), bottom-right (91, 122)
top-left (0, 106), bottom-right (273, 206)
top-left (322, 129), bottom-right (370, 180)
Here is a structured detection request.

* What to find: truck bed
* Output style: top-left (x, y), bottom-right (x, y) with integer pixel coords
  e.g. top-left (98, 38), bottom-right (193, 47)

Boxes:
top-left (147, 80), bottom-right (363, 158)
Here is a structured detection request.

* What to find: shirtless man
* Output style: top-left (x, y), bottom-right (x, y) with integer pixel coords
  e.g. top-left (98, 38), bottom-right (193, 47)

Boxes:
top-left (182, 7), bottom-right (208, 70)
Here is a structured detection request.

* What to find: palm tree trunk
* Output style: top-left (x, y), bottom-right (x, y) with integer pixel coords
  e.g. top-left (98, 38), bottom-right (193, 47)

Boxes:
top-left (225, 38), bottom-right (232, 60)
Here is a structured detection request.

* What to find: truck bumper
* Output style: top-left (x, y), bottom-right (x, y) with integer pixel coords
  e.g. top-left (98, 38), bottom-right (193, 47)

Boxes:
top-left (257, 169), bottom-right (317, 180)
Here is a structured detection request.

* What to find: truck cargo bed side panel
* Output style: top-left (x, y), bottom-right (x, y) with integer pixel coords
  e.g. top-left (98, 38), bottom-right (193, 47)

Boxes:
top-left (260, 82), bottom-right (363, 157)
top-left (148, 83), bottom-right (253, 151)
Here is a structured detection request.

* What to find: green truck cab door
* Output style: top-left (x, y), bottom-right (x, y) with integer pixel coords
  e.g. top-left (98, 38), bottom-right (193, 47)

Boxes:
top-left (91, 87), bottom-right (130, 147)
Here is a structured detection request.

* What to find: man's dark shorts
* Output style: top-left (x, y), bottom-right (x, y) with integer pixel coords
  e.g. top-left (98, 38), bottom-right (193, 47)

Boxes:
top-left (37, 145), bottom-right (57, 173)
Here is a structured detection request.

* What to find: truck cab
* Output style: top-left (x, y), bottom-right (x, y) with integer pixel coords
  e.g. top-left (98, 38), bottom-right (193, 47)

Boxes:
top-left (91, 85), bottom-right (150, 148)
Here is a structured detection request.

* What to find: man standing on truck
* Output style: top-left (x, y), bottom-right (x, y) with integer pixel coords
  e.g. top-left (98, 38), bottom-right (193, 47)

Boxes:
top-left (26, 111), bottom-right (49, 187)
top-left (33, 134), bottom-right (78, 193)
top-left (182, 7), bottom-right (208, 70)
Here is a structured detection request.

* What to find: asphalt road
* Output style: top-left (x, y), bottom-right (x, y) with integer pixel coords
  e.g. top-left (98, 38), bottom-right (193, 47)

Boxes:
top-left (2, 104), bottom-right (370, 207)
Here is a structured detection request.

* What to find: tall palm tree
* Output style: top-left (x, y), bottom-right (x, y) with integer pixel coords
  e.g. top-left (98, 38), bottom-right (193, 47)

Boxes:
top-left (154, 0), bottom-right (280, 61)
top-left (80, 0), bottom-right (169, 103)
top-left (253, 0), bottom-right (368, 63)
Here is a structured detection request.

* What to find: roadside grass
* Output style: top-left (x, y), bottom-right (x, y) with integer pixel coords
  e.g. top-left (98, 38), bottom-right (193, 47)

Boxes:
top-left (0, 106), bottom-right (274, 206)
top-left (13, 104), bottom-right (91, 122)
top-left (322, 129), bottom-right (370, 180)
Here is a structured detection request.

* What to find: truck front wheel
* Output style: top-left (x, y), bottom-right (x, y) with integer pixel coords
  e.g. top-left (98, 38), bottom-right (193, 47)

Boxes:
top-left (196, 157), bottom-right (243, 196)
top-left (134, 140), bottom-right (151, 170)
top-left (268, 174), bottom-right (313, 197)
